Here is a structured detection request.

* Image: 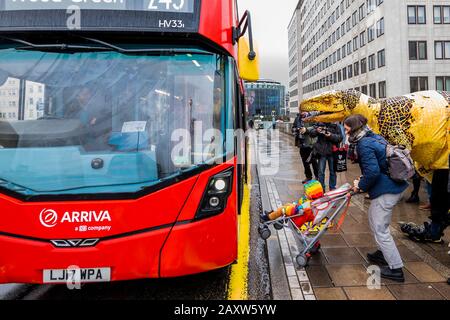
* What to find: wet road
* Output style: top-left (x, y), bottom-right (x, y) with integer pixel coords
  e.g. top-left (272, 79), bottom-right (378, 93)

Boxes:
top-left (1, 268), bottom-right (230, 300)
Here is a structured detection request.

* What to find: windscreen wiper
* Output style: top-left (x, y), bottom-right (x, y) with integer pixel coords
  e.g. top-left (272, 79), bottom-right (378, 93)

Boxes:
top-left (79, 36), bottom-right (213, 55)
top-left (0, 178), bottom-right (36, 193)
top-left (0, 36), bottom-right (111, 52)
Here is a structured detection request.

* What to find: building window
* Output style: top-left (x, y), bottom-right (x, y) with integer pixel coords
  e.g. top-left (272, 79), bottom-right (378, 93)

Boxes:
top-left (354, 61), bottom-right (360, 76)
top-left (337, 48), bottom-right (341, 60)
top-left (377, 49), bottom-right (386, 67)
top-left (348, 65), bottom-right (353, 78)
top-left (410, 77), bottom-right (428, 92)
top-left (378, 81), bottom-right (386, 98)
top-left (367, 0), bottom-right (375, 14)
top-left (353, 36), bottom-right (359, 51)
top-left (343, 67), bottom-right (347, 80)
top-left (369, 83), bottom-right (376, 98)
top-left (361, 85), bottom-right (368, 94)
top-left (433, 6), bottom-right (450, 24)
top-left (347, 41), bottom-right (352, 55)
top-left (352, 11), bottom-right (357, 26)
top-left (361, 58), bottom-right (367, 73)
top-left (376, 18), bottom-right (384, 37)
top-left (408, 6), bottom-right (426, 24)
top-left (342, 44), bottom-right (347, 58)
top-left (360, 31), bottom-right (366, 47)
top-left (436, 76), bottom-right (450, 91)
top-left (346, 17), bottom-right (351, 32)
top-left (359, 4), bottom-right (365, 21)
top-left (435, 41), bottom-right (450, 59)
top-left (338, 70), bottom-right (342, 82)
top-left (368, 25), bottom-right (375, 42)
top-left (368, 54), bottom-right (376, 71)
top-left (409, 41), bottom-right (427, 60)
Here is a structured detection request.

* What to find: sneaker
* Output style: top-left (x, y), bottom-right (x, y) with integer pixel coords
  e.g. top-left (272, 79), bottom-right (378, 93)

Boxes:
top-left (408, 222), bottom-right (444, 244)
top-left (400, 222), bottom-right (417, 234)
top-left (405, 194), bottom-right (420, 203)
top-left (367, 250), bottom-right (388, 266)
top-left (380, 266), bottom-right (405, 283)
top-left (419, 203), bottom-right (431, 211)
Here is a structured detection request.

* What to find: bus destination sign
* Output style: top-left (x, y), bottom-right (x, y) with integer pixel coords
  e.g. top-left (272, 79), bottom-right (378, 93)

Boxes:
top-left (0, 0), bottom-right (200, 32)
top-left (1, 0), bottom-right (195, 13)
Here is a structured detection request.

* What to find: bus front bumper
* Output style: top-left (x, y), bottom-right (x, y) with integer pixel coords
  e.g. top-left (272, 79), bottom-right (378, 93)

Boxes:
top-left (0, 211), bottom-right (237, 284)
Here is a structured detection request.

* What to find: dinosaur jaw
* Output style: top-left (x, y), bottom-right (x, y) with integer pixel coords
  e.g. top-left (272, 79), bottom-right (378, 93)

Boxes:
top-left (300, 90), bottom-right (350, 123)
top-left (302, 110), bottom-right (347, 123)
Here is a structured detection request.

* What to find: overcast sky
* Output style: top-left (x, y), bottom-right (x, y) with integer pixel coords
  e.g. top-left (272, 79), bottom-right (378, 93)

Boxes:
top-left (238, 0), bottom-right (299, 87)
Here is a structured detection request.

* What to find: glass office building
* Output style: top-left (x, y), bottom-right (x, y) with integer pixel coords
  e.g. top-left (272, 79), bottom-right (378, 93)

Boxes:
top-left (245, 80), bottom-right (286, 117)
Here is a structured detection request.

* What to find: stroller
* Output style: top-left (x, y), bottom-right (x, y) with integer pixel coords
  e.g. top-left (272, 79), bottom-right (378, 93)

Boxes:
top-left (259, 183), bottom-right (355, 267)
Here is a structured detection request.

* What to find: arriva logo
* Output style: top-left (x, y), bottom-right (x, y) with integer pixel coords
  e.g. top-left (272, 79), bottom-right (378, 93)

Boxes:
top-left (39, 209), bottom-right (112, 228)
top-left (40, 209), bottom-right (58, 228)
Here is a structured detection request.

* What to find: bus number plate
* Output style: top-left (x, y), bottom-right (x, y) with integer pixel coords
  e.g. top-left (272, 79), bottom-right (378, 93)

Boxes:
top-left (43, 268), bottom-right (111, 283)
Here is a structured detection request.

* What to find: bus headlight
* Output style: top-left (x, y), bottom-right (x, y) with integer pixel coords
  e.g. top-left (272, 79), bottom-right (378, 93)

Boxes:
top-left (214, 179), bottom-right (227, 192)
top-left (196, 168), bottom-right (234, 219)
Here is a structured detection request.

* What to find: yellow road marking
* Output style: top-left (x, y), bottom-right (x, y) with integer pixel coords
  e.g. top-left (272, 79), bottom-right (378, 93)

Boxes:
top-left (227, 148), bottom-right (252, 300)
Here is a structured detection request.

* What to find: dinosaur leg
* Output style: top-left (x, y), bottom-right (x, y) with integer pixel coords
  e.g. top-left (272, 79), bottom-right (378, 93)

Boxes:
top-left (402, 169), bottom-right (449, 243)
top-left (429, 169), bottom-right (449, 232)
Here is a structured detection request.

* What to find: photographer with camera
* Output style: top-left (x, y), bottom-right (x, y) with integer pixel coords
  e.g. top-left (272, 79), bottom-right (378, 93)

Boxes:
top-left (292, 113), bottom-right (318, 183)
top-left (300, 122), bottom-right (342, 191)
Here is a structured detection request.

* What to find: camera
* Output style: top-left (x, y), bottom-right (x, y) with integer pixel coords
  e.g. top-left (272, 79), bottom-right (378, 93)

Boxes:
top-left (313, 124), bottom-right (329, 135)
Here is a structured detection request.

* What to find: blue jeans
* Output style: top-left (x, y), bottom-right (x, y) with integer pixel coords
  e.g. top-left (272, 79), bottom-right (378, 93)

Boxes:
top-left (318, 155), bottom-right (337, 190)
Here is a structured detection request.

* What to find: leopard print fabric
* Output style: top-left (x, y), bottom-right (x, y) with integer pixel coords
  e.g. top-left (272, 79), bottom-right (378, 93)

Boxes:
top-left (340, 90), bottom-right (361, 110)
top-left (377, 96), bottom-right (415, 148)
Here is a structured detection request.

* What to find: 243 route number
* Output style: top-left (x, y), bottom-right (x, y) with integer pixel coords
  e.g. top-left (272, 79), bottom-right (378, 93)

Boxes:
top-left (148, 0), bottom-right (186, 11)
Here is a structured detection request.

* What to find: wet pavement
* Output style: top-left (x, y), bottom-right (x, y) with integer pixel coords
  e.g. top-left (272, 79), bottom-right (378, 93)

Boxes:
top-left (255, 129), bottom-right (449, 300)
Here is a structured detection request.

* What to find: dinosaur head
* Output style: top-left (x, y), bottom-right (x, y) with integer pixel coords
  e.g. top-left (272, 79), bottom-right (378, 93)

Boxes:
top-left (300, 90), bottom-right (362, 123)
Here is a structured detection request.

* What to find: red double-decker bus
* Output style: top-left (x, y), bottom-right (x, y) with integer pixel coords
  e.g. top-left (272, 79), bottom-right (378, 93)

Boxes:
top-left (0, 0), bottom-right (258, 284)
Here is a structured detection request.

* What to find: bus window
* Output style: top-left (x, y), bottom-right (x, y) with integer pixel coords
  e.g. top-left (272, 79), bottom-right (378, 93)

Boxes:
top-left (0, 48), bottom-right (229, 196)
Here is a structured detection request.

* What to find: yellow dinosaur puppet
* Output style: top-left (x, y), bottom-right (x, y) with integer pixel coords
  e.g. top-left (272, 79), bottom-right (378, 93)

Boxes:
top-left (300, 90), bottom-right (449, 179)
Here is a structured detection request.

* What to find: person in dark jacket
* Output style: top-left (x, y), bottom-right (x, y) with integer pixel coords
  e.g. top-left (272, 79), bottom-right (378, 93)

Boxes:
top-left (300, 122), bottom-right (342, 190)
top-left (344, 114), bottom-right (409, 282)
top-left (292, 113), bottom-right (318, 183)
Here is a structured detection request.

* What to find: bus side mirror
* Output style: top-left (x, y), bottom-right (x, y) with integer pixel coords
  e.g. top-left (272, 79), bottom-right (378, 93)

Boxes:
top-left (235, 11), bottom-right (259, 82)
top-left (238, 37), bottom-right (259, 82)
